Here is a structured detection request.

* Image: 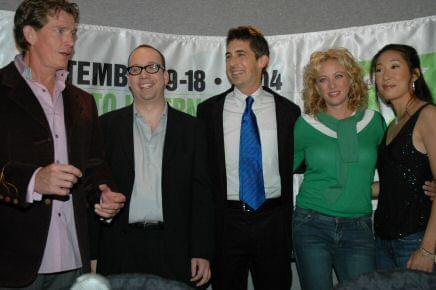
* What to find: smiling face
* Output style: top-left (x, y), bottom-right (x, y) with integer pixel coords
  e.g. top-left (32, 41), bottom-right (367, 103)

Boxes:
top-left (225, 39), bottom-right (268, 95)
top-left (374, 50), bottom-right (418, 103)
top-left (24, 10), bottom-right (77, 74)
top-left (128, 47), bottom-right (169, 105)
top-left (315, 58), bottom-right (352, 113)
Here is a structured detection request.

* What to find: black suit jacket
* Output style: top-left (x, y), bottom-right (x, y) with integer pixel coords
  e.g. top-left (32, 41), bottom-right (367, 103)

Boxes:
top-left (0, 62), bottom-right (110, 287)
top-left (196, 86), bottom-right (301, 253)
top-left (93, 104), bottom-right (214, 283)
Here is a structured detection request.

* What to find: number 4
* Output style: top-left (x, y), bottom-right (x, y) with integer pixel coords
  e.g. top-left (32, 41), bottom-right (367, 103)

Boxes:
top-left (270, 70), bottom-right (283, 91)
top-left (262, 70), bottom-right (283, 91)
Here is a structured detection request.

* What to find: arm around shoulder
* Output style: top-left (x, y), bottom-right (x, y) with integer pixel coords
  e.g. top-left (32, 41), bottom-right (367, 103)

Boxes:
top-left (407, 104), bottom-right (436, 272)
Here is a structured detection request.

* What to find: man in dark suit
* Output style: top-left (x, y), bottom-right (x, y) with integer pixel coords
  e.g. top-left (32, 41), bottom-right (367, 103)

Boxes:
top-left (196, 26), bottom-right (301, 290)
top-left (92, 44), bottom-right (214, 288)
top-left (0, 0), bottom-right (125, 289)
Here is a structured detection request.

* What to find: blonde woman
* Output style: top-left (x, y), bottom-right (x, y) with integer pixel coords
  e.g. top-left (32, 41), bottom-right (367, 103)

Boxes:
top-left (293, 48), bottom-right (385, 290)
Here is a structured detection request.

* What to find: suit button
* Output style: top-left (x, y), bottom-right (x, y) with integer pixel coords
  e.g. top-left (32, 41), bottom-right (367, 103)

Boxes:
top-left (44, 199), bottom-right (51, 205)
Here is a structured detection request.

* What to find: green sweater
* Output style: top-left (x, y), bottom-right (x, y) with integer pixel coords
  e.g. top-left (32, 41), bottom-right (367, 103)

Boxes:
top-left (294, 110), bottom-right (386, 217)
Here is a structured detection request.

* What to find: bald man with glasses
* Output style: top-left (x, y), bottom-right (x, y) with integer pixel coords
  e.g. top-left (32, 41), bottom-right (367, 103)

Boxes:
top-left (90, 44), bottom-right (214, 288)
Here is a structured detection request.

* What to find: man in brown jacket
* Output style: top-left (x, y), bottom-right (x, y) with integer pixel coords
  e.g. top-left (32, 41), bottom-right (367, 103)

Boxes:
top-left (0, 1), bottom-right (125, 288)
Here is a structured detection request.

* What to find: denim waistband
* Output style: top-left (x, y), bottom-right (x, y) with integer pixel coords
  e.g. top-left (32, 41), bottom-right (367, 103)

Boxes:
top-left (294, 207), bottom-right (371, 223)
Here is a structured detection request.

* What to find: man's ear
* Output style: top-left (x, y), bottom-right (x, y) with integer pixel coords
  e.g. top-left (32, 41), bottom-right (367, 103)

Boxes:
top-left (257, 54), bottom-right (269, 71)
top-left (163, 69), bottom-right (170, 86)
top-left (23, 25), bottom-right (37, 46)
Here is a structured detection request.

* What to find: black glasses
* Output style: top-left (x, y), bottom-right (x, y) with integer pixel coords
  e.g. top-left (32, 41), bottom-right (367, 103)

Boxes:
top-left (127, 63), bottom-right (165, 75)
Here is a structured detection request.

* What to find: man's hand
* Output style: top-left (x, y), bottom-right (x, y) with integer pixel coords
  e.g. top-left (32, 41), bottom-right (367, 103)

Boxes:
top-left (94, 184), bottom-right (125, 218)
top-left (423, 180), bottom-right (436, 201)
top-left (190, 258), bottom-right (211, 287)
top-left (35, 163), bottom-right (82, 196)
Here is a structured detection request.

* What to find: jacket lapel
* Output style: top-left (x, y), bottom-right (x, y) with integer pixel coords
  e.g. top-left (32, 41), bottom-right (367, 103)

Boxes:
top-left (274, 94), bottom-right (287, 164)
top-left (214, 96), bottom-right (227, 195)
top-left (63, 85), bottom-right (84, 148)
top-left (119, 105), bottom-right (135, 177)
top-left (2, 62), bottom-right (50, 133)
top-left (162, 105), bottom-right (181, 166)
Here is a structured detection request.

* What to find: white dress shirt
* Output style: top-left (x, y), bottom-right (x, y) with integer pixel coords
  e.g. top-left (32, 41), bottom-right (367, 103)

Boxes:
top-left (223, 87), bottom-right (281, 200)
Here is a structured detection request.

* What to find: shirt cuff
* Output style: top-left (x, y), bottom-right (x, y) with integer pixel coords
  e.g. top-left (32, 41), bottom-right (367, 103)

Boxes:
top-left (99, 195), bottom-right (112, 223)
top-left (26, 168), bottom-right (43, 203)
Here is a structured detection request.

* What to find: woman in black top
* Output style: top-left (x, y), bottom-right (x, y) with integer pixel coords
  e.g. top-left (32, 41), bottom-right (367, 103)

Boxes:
top-left (371, 44), bottom-right (436, 272)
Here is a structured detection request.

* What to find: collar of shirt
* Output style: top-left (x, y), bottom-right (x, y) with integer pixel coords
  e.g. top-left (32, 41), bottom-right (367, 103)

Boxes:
top-left (229, 86), bottom-right (275, 114)
top-left (133, 101), bottom-right (168, 134)
top-left (133, 101), bottom-right (168, 119)
top-left (14, 54), bottom-right (69, 101)
top-left (232, 86), bottom-right (264, 106)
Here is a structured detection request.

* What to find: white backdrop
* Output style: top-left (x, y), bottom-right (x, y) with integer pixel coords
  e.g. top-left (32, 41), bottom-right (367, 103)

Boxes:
top-left (1, 8), bottom-right (436, 212)
top-left (1, 10), bottom-right (436, 290)
top-left (1, 11), bottom-right (435, 122)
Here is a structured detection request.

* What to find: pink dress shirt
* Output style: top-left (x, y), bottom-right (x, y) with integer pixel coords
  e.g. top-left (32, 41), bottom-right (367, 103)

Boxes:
top-left (15, 55), bottom-right (82, 273)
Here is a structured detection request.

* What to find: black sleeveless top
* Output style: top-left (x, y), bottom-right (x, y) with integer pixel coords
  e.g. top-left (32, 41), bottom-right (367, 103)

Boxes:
top-left (374, 104), bottom-right (433, 240)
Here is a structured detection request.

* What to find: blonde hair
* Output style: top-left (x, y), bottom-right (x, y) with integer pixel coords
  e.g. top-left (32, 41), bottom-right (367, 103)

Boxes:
top-left (302, 47), bottom-right (368, 115)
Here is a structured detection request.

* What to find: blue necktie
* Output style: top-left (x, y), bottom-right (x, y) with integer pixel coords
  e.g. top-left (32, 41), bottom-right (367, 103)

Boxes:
top-left (239, 96), bottom-right (265, 210)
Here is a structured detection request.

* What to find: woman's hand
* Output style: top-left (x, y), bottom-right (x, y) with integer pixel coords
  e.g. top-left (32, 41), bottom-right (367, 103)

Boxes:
top-left (407, 248), bottom-right (435, 272)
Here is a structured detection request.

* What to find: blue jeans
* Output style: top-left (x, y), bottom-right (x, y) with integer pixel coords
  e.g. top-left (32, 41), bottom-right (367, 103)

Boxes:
top-left (292, 207), bottom-right (375, 290)
top-left (375, 231), bottom-right (423, 270)
top-left (0, 269), bottom-right (81, 290)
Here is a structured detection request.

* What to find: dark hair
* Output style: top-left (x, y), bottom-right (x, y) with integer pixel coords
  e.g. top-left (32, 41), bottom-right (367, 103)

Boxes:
top-left (370, 44), bottom-right (433, 103)
top-left (226, 25), bottom-right (269, 59)
top-left (128, 44), bottom-right (166, 68)
top-left (14, 0), bottom-right (79, 53)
